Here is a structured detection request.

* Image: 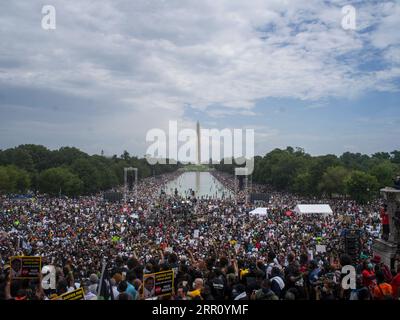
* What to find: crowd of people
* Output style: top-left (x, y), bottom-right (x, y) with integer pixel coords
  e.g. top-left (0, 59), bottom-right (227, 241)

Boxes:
top-left (0, 170), bottom-right (399, 301)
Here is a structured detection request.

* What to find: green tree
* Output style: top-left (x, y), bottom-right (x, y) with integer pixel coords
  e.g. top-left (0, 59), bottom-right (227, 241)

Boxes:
top-left (391, 150), bottom-right (400, 164)
top-left (345, 171), bottom-right (379, 204)
top-left (121, 150), bottom-right (130, 161)
top-left (70, 158), bottom-right (101, 194)
top-left (292, 171), bottom-right (313, 196)
top-left (39, 167), bottom-right (83, 196)
top-left (0, 166), bottom-right (30, 193)
top-left (318, 166), bottom-right (348, 197)
top-left (0, 148), bottom-right (35, 172)
top-left (90, 156), bottom-right (119, 190)
top-left (17, 144), bottom-right (54, 171)
top-left (340, 152), bottom-right (371, 171)
top-left (307, 155), bottom-right (340, 195)
top-left (253, 148), bottom-right (309, 190)
top-left (372, 152), bottom-right (391, 161)
top-left (52, 147), bottom-right (88, 167)
top-left (369, 160), bottom-right (396, 188)
top-left (0, 167), bottom-right (11, 192)
top-left (6, 165), bottom-right (31, 193)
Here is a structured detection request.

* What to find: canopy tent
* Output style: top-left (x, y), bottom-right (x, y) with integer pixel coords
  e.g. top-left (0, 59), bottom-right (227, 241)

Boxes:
top-left (249, 208), bottom-right (268, 216)
top-left (293, 204), bottom-right (333, 216)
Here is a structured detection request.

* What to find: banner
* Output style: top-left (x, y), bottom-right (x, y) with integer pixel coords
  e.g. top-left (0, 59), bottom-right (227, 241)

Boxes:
top-left (143, 270), bottom-right (174, 299)
top-left (55, 288), bottom-right (85, 300)
top-left (10, 256), bottom-right (41, 279)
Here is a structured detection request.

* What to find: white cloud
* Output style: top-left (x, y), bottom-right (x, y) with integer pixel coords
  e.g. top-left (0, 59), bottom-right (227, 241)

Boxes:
top-left (0, 0), bottom-right (399, 154)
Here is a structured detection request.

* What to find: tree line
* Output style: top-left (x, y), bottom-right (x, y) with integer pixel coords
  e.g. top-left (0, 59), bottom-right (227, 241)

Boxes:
top-left (0, 145), bottom-right (179, 196)
top-left (215, 147), bottom-right (400, 204)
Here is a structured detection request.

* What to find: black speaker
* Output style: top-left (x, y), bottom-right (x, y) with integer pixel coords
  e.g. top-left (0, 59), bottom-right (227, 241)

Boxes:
top-left (103, 192), bottom-right (123, 202)
top-left (238, 176), bottom-right (244, 191)
top-left (250, 193), bottom-right (269, 203)
top-left (344, 235), bottom-right (360, 260)
top-left (127, 174), bottom-right (134, 190)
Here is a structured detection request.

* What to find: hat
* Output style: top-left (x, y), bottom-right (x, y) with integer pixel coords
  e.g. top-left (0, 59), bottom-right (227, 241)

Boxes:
top-left (371, 255), bottom-right (381, 264)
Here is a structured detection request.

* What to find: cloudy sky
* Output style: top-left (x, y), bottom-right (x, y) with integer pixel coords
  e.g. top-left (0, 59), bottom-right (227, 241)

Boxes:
top-left (0, 0), bottom-right (399, 157)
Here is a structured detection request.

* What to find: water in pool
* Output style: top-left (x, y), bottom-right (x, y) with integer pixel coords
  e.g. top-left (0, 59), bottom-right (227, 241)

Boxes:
top-left (163, 172), bottom-right (232, 199)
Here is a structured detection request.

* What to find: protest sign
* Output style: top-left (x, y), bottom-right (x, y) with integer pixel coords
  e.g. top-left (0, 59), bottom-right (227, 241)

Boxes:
top-left (55, 287), bottom-right (85, 300)
top-left (112, 235), bottom-right (121, 243)
top-left (10, 256), bottom-right (41, 279)
top-left (307, 250), bottom-right (314, 261)
top-left (143, 270), bottom-right (174, 299)
top-left (316, 245), bottom-right (327, 253)
top-left (234, 243), bottom-right (241, 254)
top-left (193, 229), bottom-right (199, 239)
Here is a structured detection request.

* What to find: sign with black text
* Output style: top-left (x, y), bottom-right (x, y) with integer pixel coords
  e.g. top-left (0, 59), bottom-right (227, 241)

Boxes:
top-left (55, 287), bottom-right (85, 300)
top-left (143, 270), bottom-right (174, 299)
top-left (10, 256), bottom-right (41, 279)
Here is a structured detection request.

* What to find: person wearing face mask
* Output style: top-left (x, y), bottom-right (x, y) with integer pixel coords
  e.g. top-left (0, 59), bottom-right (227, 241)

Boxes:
top-left (361, 260), bottom-right (376, 290)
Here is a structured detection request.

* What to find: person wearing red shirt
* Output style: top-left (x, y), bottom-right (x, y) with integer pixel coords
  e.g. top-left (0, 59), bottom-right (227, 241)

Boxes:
top-left (391, 265), bottom-right (400, 299)
top-left (362, 261), bottom-right (376, 289)
top-left (380, 205), bottom-right (390, 241)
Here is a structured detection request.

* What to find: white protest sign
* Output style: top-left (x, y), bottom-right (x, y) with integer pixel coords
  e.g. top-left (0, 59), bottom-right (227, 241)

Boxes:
top-left (307, 250), bottom-right (314, 261)
top-left (234, 243), bottom-right (241, 253)
top-left (193, 230), bottom-right (199, 239)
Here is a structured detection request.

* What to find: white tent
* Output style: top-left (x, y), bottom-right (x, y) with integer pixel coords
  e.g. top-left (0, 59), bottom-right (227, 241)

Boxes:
top-left (293, 204), bottom-right (333, 216)
top-left (249, 207), bottom-right (268, 216)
